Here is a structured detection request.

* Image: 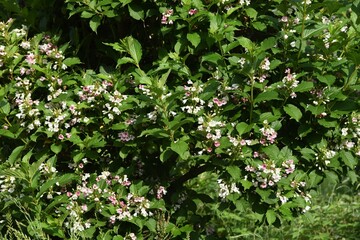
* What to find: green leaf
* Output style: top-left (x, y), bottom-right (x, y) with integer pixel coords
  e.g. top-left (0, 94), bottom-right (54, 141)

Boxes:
top-left (348, 170), bottom-right (358, 185)
top-left (240, 179), bottom-right (253, 190)
top-left (254, 91), bottom-right (281, 103)
top-left (171, 140), bottom-right (189, 159)
top-left (89, 15), bottom-right (101, 33)
top-left (202, 53), bottom-right (223, 65)
top-left (187, 32), bottom-right (201, 48)
top-left (122, 36), bottom-right (142, 66)
top-left (140, 128), bottom-right (169, 138)
top-left (316, 74), bottom-right (335, 86)
top-left (260, 37), bottom-right (276, 51)
top-left (266, 209), bottom-right (277, 225)
top-left (237, 37), bottom-right (254, 51)
top-left (8, 145), bottom-right (25, 165)
top-left (294, 81), bottom-right (314, 92)
top-left (160, 148), bottom-right (173, 162)
top-left (84, 133), bottom-right (106, 148)
top-left (0, 99), bottom-right (10, 114)
top-left (51, 143), bottom-right (62, 154)
top-left (252, 21), bottom-right (267, 31)
top-left (80, 11), bottom-right (94, 19)
top-left (128, 3), bottom-right (144, 20)
top-left (145, 219), bottom-right (157, 233)
top-left (37, 174), bottom-right (78, 199)
top-left (0, 129), bottom-right (16, 138)
top-left (236, 122), bottom-right (251, 135)
top-left (283, 104), bottom-right (302, 122)
top-left (340, 151), bottom-right (357, 169)
top-left (308, 170), bottom-right (323, 188)
top-left (227, 166), bottom-right (240, 180)
top-left (158, 69), bottom-right (171, 88)
top-left (270, 59), bottom-right (282, 70)
top-left (245, 7), bottom-right (257, 19)
top-left (303, 25), bottom-right (327, 38)
top-left (63, 57), bottom-right (82, 67)
top-left (116, 57), bottom-right (135, 67)
top-left (262, 145), bottom-right (280, 160)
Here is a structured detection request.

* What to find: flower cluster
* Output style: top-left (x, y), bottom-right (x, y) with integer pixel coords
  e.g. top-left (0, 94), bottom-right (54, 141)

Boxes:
top-left (278, 68), bottom-right (299, 98)
top-left (0, 174), bottom-right (16, 194)
top-left (161, 9), bottom-right (174, 25)
top-left (197, 116), bottom-right (226, 153)
top-left (245, 158), bottom-right (296, 189)
top-left (64, 171), bottom-right (158, 233)
top-left (181, 80), bottom-right (205, 114)
top-left (337, 113), bottom-right (360, 156)
top-left (217, 179), bottom-right (240, 199)
top-left (259, 120), bottom-right (278, 145)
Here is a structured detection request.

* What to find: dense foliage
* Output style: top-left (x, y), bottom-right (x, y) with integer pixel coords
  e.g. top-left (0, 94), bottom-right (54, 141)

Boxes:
top-left (0, 0), bottom-right (359, 239)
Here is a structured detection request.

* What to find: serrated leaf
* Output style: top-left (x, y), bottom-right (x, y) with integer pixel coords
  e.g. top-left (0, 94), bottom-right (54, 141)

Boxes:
top-left (89, 15), bottom-right (101, 33)
top-left (260, 37), bottom-right (276, 51)
top-left (240, 179), bottom-right (253, 190)
top-left (254, 91), bottom-right (281, 103)
top-left (0, 129), bottom-right (16, 138)
top-left (128, 3), bottom-right (144, 20)
top-left (236, 122), bottom-right (251, 135)
top-left (252, 21), bottom-right (266, 31)
top-left (202, 53), bottom-right (223, 64)
top-left (245, 7), bottom-right (257, 19)
top-left (308, 170), bottom-right (323, 188)
top-left (340, 151), bottom-right (357, 169)
top-left (237, 37), bottom-right (254, 51)
top-left (226, 166), bottom-right (240, 180)
top-left (266, 210), bottom-right (277, 225)
top-left (316, 74), bottom-right (335, 86)
top-left (303, 25), bottom-right (327, 38)
top-left (160, 148), bottom-right (173, 162)
top-left (187, 32), bottom-right (201, 48)
top-left (51, 143), bottom-right (62, 154)
top-left (294, 81), bottom-right (314, 92)
top-left (270, 59), bottom-right (282, 70)
top-left (140, 128), bottom-right (169, 138)
top-left (145, 219), bottom-right (157, 233)
top-left (158, 69), bottom-right (171, 88)
top-left (283, 104), bottom-right (302, 122)
top-left (171, 140), bottom-right (189, 159)
top-left (80, 11), bottom-right (94, 19)
top-left (116, 57), bottom-right (135, 67)
top-left (63, 57), bottom-right (82, 67)
top-left (8, 146), bottom-right (25, 165)
top-left (122, 36), bottom-right (142, 66)
top-left (37, 174), bottom-right (78, 198)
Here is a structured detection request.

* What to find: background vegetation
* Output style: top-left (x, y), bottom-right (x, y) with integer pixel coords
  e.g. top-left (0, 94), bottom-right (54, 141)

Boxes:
top-left (0, 0), bottom-right (359, 239)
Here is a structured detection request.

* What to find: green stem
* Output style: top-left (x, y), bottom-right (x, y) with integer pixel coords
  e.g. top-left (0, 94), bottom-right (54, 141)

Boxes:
top-left (249, 74), bottom-right (255, 124)
top-left (297, 3), bottom-right (307, 61)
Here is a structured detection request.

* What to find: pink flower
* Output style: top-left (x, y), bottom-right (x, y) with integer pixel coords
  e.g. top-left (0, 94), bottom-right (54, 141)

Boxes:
top-left (161, 15), bottom-right (168, 24)
top-left (58, 134), bottom-right (64, 140)
top-left (156, 186), bottom-right (167, 199)
top-left (281, 16), bottom-right (288, 23)
top-left (81, 204), bottom-right (88, 212)
top-left (213, 98), bottom-right (227, 107)
top-left (25, 53), bottom-right (36, 65)
top-left (214, 141), bottom-right (221, 147)
top-left (188, 9), bottom-right (198, 15)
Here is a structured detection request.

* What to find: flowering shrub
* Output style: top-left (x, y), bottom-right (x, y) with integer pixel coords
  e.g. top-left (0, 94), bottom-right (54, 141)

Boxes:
top-left (0, 0), bottom-right (360, 238)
